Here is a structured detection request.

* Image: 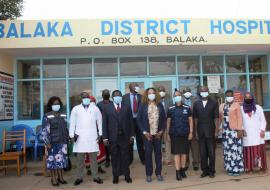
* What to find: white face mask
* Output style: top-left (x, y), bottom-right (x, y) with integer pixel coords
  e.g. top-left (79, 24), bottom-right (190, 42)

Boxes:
top-left (226, 96), bottom-right (234, 103)
top-left (148, 94), bottom-right (156, 101)
top-left (159, 91), bottom-right (166, 98)
top-left (200, 92), bottom-right (209, 98)
top-left (134, 86), bottom-right (140, 93)
top-left (184, 92), bottom-right (192, 99)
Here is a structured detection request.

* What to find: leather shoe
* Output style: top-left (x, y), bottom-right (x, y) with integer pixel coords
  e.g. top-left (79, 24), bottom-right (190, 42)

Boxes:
top-left (93, 177), bottom-right (103, 184)
top-left (193, 166), bottom-right (199, 171)
top-left (113, 176), bottom-right (119, 184)
top-left (209, 173), bottom-right (215, 178)
top-left (74, 179), bottom-right (83, 186)
top-left (125, 176), bottom-right (132, 183)
top-left (200, 173), bottom-right (209, 178)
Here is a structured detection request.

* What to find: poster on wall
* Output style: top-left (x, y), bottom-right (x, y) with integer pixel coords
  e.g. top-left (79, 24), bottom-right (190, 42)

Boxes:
top-left (207, 76), bottom-right (221, 93)
top-left (0, 72), bottom-right (14, 120)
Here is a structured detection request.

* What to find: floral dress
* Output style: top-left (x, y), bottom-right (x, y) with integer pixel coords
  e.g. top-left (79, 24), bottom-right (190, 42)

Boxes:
top-left (42, 115), bottom-right (68, 170)
top-left (222, 104), bottom-right (244, 175)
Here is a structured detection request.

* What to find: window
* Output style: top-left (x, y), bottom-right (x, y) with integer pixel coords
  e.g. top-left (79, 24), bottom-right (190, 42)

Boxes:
top-left (120, 57), bottom-right (147, 76)
top-left (94, 58), bottom-right (118, 77)
top-left (179, 76), bottom-right (200, 96)
top-left (226, 75), bottom-right (247, 92)
top-left (149, 56), bottom-right (176, 75)
top-left (69, 58), bottom-right (92, 77)
top-left (43, 59), bottom-right (66, 78)
top-left (178, 56), bottom-right (200, 74)
top-left (43, 80), bottom-right (66, 113)
top-left (17, 60), bottom-right (40, 79)
top-left (202, 56), bottom-right (223, 74)
top-left (17, 81), bottom-right (40, 120)
top-left (248, 55), bottom-right (268, 72)
top-left (250, 75), bottom-right (269, 109)
top-left (69, 79), bottom-right (92, 110)
top-left (226, 55), bottom-right (246, 73)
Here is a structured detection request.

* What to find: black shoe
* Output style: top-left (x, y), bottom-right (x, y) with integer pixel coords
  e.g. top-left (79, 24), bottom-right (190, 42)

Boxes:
top-left (58, 178), bottom-right (68, 184)
top-left (200, 172), bottom-right (209, 178)
top-left (74, 179), bottom-right (83, 186)
top-left (183, 167), bottom-right (189, 171)
top-left (51, 179), bottom-right (59, 187)
top-left (176, 170), bottom-right (182, 181)
top-left (105, 161), bottom-right (110, 168)
top-left (193, 166), bottom-right (199, 171)
top-left (98, 166), bottom-right (106, 174)
top-left (209, 173), bottom-right (215, 178)
top-left (87, 169), bottom-right (92, 175)
top-left (113, 176), bottom-right (119, 184)
top-left (180, 168), bottom-right (187, 178)
top-left (125, 176), bottom-right (132, 183)
top-left (93, 177), bottom-right (103, 184)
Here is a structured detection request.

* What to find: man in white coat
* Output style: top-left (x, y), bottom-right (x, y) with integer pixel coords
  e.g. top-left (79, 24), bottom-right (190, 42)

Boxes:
top-left (69, 92), bottom-right (103, 186)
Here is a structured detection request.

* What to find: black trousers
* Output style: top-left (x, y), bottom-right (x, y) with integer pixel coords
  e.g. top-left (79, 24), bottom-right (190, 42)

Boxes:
top-left (129, 118), bottom-right (145, 164)
top-left (199, 135), bottom-right (216, 174)
top-left (110, 135), bottom-right (130, 177)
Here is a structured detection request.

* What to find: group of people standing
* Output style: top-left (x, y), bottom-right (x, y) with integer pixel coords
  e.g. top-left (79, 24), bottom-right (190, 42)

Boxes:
top-left (41, 83), bottom-right (268, 187)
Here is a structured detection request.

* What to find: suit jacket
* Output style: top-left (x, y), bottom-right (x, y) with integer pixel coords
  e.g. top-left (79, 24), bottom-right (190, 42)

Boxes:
top-left (122, 93), bottom-right (142, 118)
top-left (193, 98), bottom-right (219, 138)
top-left (102, 102), bottom-right (134, 144)
top-left (137, 103), bottom-right (166, 134)
top-left (160, 98), bottom-right (173, 116)
top-left (219, 102), bottom-right (243, 130)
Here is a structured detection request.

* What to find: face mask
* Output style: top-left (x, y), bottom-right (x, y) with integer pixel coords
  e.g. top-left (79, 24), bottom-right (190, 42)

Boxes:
top-left (134, 86), bottom-right (140, 93)
top-left (52, 105), bottom-right (61, 112)
top-left (102, 94), bottom-right (110, 100)
top-left (82, 98), bottom-right (91, 105)
top-left (200, 92), bottom-right (209, 98)
top-left (148, 94), bottom-right (156, 101)
top-left (113, 96), bottom-right (122, 104)
top-left (244, 98), bottom-right (253, 104)
top-left (159, 91), bottom-right (166, 98)
top-left (184, 92), bottom-right (192, 99)
top-left (226, 97), bottom-right (234, 103)
top-left (174, 96), bottom-right (182, 103)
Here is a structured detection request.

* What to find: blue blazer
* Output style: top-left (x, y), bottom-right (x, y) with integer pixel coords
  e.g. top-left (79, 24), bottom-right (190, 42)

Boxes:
top-left (137, 103), bottom-right (166, 134)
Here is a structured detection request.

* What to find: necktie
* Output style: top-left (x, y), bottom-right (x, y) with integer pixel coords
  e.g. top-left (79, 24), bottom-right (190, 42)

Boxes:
top-left (117, 104), bottom-right (121, 112)
top-left (133, 94), bottom-right (138, 113)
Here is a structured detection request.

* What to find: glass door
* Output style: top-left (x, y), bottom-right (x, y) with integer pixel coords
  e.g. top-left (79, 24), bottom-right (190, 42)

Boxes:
top-left (149, 77), bottom-right (176, 99)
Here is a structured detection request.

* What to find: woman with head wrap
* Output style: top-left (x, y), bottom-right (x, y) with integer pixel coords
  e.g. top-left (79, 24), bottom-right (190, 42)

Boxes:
top-left (241, 92), bottom-right (267, 172)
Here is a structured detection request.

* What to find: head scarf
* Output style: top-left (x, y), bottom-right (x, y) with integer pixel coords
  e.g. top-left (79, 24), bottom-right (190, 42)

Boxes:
top-left (243, 92), bottom-right (256, 113)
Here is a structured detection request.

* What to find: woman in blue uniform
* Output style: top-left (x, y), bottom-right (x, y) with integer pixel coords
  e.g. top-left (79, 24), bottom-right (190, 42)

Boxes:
top-left (167, 90), bottom-right (193, 181)
top-left (42, 96), bottom-right (69, 186)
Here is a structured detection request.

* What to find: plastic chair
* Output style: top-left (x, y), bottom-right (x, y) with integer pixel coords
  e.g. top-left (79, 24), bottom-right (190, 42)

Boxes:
top-left (11, 124), bottom-right (36, 160)
top-left (34, 125), bottom-right (45, 160)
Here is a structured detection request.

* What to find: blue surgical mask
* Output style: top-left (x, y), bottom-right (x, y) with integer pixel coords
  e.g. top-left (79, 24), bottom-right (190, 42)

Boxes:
top-left (148, 94), bottom-right (156, 101)
top-left (113, 96), bottom-right (122, 104)
top-left (200, 92), bottom-right (209, 98)
top-left (82, 98), bottom-right (91, 105)
top-left (52, 105), bottom-right (61, 112)
top-left (174, 96), bottom-right (182, 103)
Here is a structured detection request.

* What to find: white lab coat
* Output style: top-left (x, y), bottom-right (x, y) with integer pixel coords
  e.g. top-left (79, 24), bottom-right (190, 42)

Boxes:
top-left (69, 103), bottom-right (102, 153)
top-left (241, 105), bottom-right (266, 147)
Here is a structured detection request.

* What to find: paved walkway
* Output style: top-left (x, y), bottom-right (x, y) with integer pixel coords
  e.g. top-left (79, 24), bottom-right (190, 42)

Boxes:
top-left (0, 144), bottom-right (270, 190)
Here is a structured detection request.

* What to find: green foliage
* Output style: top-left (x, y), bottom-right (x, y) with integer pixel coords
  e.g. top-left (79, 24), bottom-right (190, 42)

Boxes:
top-left (0, 0), bottom-right (23, 20)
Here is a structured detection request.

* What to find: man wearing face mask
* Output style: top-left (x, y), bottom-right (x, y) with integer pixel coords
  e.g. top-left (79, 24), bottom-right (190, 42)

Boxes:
top-left (97, 89), bottom-right (112, 167)
top-left (193, 86), bottom-right (219, 178)
top-left (157, 86), bottom-right (173, 166)
top-left (122, 83), bottom-right (145, 165)
top-left (102, 90), bottom-right (134, 184)
top-left (69, 92), bottom-right (103, 186)
top-left (182, 87), bottom-right (200, 171)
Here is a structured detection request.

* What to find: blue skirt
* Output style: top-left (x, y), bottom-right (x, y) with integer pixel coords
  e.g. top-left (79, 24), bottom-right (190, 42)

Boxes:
top-left (46, 144), bottom-right (68, 170)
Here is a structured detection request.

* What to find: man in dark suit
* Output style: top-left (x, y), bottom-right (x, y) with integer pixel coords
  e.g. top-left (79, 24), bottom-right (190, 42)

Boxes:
top-left (97, 89), bottom-right (112, 168)
top-left (122, 83), bottom-right (145, 165)
top-left (102, 90), bottom-right (134, 184)
top-left (193, 86), bottom-right (219, 178)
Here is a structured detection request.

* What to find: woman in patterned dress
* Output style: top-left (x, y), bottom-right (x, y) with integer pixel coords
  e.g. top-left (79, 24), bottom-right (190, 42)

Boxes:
top-left (219, 90), bottom-right (244, 176)
top-left (42, 96), bottom-right (69, 186)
